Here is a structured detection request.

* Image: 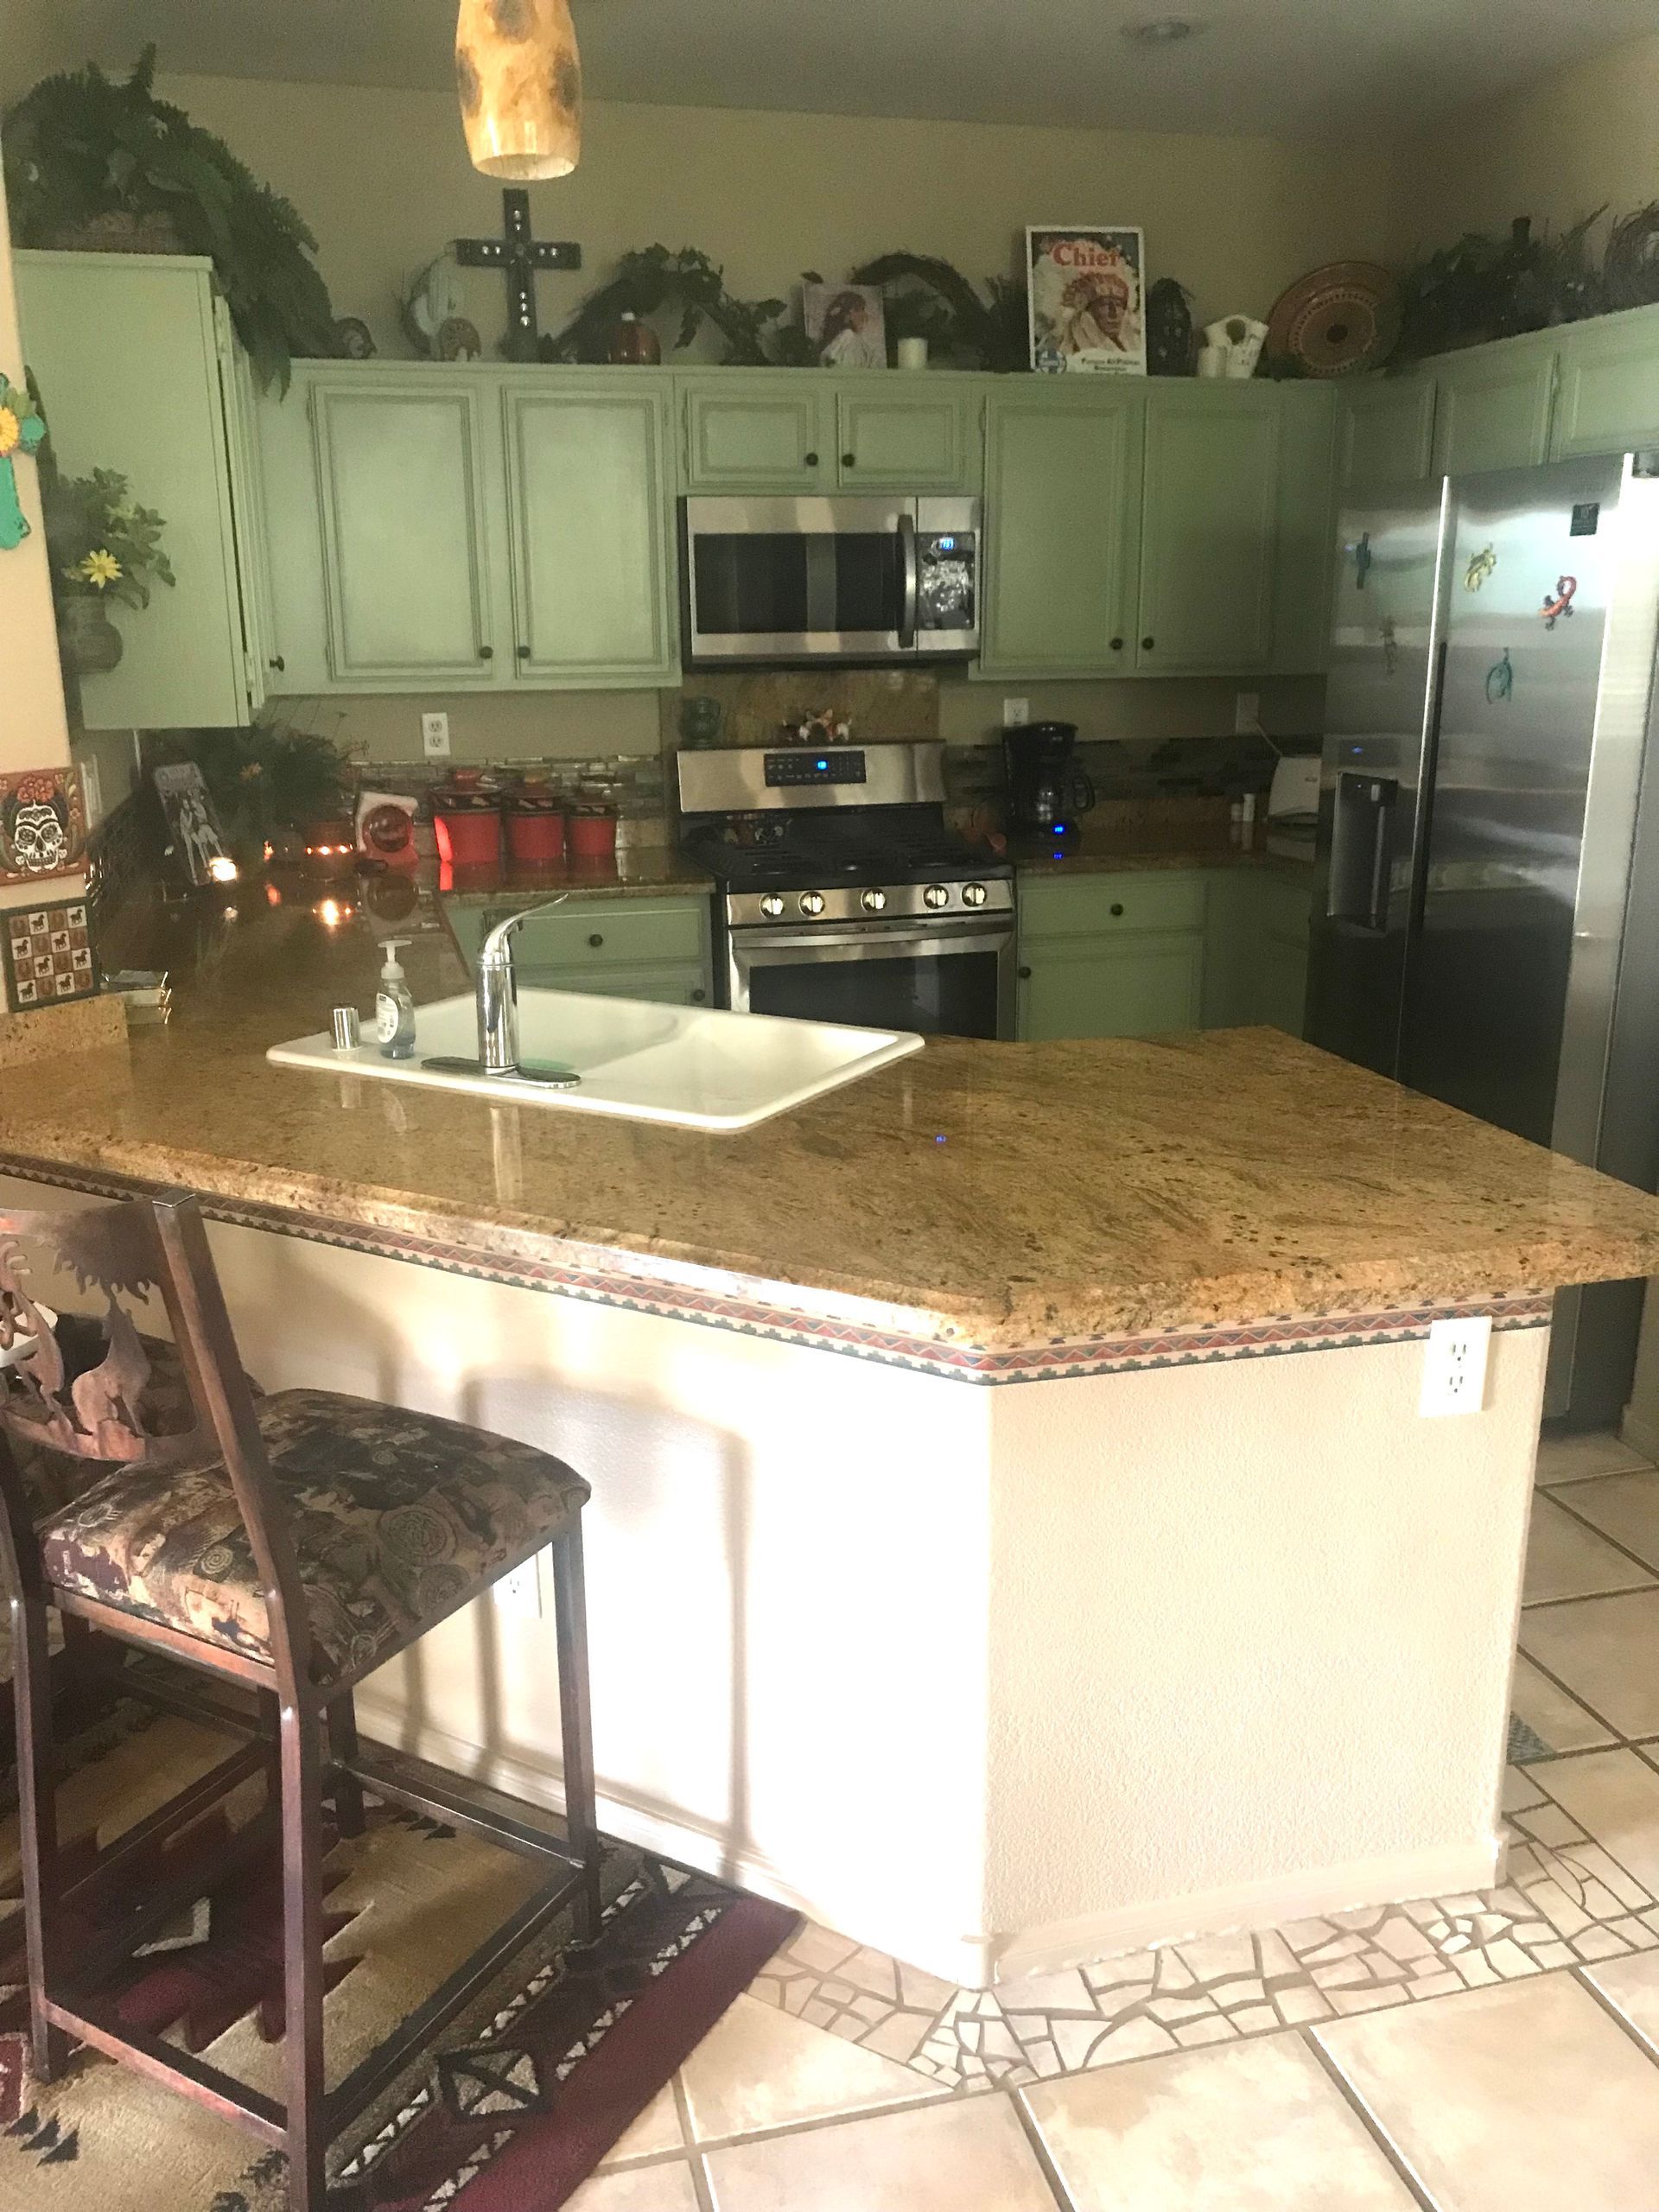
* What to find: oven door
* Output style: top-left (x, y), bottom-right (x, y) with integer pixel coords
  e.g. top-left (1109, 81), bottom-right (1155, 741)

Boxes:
top-left (683, 496), bottom-right (912, 663)
top-left (728, 918), bottom-right (1015, 1040)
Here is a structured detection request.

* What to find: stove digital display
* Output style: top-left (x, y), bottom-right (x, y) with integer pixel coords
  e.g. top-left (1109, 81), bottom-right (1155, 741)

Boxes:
top-left (764, 751), bottom-right (867, 788)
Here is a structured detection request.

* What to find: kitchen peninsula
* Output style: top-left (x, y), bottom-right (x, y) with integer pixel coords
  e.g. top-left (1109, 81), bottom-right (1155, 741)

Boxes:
top-left (6, 897), bottom-right (1659, 1987)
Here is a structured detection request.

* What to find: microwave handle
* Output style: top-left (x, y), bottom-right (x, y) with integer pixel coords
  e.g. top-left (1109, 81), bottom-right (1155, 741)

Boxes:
top-left (897, 511), bottom-right (918, 649)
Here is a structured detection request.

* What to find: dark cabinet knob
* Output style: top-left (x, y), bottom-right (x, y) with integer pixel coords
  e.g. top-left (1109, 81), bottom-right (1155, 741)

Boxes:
top-left (517, 643), bottom-right (531, 659)
top-left (1109, 638), bottom-right (1123, 652)
top-left (690, 988), bottom-right (707, 1003)
top-left (269, 653), bottom-right (286, 672)
top-left (1109, 903), bottom-right (1125, 918)
top-left (1017, 964), bottom-right (1033, 980)
top-left (478, 644), bottom-right (494, 659)
top-left (1141, 636), bottom-right (1155, 651)
top-left (804, 451), bottom-right (820, 467)
top-left (588, 931), bottom-right (604, 949)
top-left (842, 451), bottom-right (856, 467)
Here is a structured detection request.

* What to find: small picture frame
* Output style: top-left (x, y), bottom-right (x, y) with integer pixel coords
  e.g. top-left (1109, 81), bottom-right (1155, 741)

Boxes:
top-left (802, 283), bottom-right (887, 371)
top-left (1027, 226), bottom-right (1147, 376)
top-left (152, 762), bottom-right (234, 888)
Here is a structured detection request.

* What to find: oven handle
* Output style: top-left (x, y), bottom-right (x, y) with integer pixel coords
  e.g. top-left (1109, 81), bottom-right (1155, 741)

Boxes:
top-left (897, 511), bottom-right (918, 650)
top-left (734, 920), bottom-right (1014, 958)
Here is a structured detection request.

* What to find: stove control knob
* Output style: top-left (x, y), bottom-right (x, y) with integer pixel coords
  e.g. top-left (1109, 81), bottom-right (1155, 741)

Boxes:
top-left (759, 893), bottom-right (785, 918)
top-left (861, 887), bottom-right (888, 913)
top-left (961, 881), bottom-right (988, 908)
top-left (798, 891), bottom-right (826, 918)
top-left (922, 884), bottom-right (950, 910)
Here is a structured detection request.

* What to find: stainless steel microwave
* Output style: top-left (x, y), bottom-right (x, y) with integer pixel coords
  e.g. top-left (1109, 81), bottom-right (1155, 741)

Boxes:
top-left (681, 496), bottom-right (980, 665)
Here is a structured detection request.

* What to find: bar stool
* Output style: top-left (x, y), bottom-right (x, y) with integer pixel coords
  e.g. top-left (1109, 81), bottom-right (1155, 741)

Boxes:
top-left (0, 1188), bottom-right (601, 2211)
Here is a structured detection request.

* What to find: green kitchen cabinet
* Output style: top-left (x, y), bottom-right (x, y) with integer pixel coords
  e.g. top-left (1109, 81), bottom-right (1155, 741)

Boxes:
top-left (503, 377), bottom-right (679, 686)
top-left (1136, 385), bottom-right (1281, 674)
top-left (16, 251), bottom-right (266, 728)
top-left (309, 376), bottom-right (497, 686)
top-left (445, 893), bottom-right (713, 1007)
top-left (1015, 872), bottom-right (1205, 1040)
top-left (834, 385), bottom-right (979, 491)
top-left (1270, 384), bottom-right (1338, 674)
top-left (1337, 373), bottom-right (1437, 492)
top-left (1202, 867), bottom-right (1313, 1034)
top-left (980, 385), bottom-right (1144, 678)
top-left (1431, 335), bottom-right (1557, 475)
top-left (681, 376), bottom-right (828, 491)
top-left (1550, 305), bottom-right (1659, 459)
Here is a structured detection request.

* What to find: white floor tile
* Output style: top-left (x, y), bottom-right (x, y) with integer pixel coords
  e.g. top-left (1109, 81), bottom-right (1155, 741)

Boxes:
top-left (1022, 2031), bottom-right (1415, 2209)
top-left (1534, 1748), bottom-right (1659, 1899)
top-left (1524, 1495), bottom-right (1655, 1604)
top-left (597, 2085), bottom-right (686, 2167)
top-left (702, 2093), bottom-right (1056, 2212)
top-left (569, 2162), bottom-right (702, 2212)
top-left (1510, 1653), bottom-right (1618, 1756)
top-left (1554, 1471), bottom-right (1659, 1573)
top-left (1537, 1433), bottom-right (1654, 1485)
top-left (1518, 1589), bottom-right (1659, 1739)
top-left (1584, 1948), bottom-right (1659, 2060)
top-left (679, 1992), bottom-right (941, 2142)
top-left (1316, 1974), bottom-right (1659, 2210)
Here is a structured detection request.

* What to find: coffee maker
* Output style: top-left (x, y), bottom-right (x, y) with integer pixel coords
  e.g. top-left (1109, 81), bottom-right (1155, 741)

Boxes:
top-left (1004, 722), bottom-right (1096, 842)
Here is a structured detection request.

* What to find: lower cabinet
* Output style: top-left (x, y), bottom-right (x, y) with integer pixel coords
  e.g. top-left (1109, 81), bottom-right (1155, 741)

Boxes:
top-left (443, 893), bottom-right (713, 1007)
top-left (1204, 869), bottom-right (1312, 1034)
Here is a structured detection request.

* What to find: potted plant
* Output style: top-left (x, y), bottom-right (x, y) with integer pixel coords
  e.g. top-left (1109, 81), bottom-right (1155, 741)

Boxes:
top-left (168, 721), bottom-right (351, 874)
top-left (43, 465), bottom-right (175, 676)
top-left (2, 47), bottom-right (334, 391)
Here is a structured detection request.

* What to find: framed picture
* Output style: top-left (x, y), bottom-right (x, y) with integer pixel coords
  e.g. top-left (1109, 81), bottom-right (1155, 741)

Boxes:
top-left (1027, 226), bottom-right (1147, 376)
top-left (152, 762), bottom-right (234, 888)
top-left (802, 283), bottom-right (887, 371)
top-left (0, 765), bottom-right (86, 887)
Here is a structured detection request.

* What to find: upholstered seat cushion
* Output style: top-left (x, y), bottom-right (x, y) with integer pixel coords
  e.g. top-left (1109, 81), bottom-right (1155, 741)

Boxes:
top-left (36, 1389), bottom-right (588, 1681)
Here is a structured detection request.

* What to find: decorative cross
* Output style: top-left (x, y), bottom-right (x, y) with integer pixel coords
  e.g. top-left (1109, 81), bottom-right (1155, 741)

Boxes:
top-left (455, 188), bottom-right (582, 363)
top-left (0, 379), bottom-right (47, 553)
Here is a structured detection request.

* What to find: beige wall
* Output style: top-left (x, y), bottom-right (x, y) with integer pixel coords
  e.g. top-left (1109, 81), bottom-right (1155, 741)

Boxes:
top-left (1390, 33), bottom-right (1659, 263)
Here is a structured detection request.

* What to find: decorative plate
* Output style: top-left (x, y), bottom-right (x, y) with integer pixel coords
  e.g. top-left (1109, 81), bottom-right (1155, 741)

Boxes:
top-left (1265, 262), bottom-right (1402, 379)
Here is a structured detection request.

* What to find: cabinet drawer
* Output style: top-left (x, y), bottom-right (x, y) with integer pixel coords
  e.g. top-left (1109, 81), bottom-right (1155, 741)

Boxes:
top-left (1020, 872), bottom-right (1207, 941)
top-left (505, 898), bottom-right (707, 970)
top-left (518, 961), bottom-right (709, 1007)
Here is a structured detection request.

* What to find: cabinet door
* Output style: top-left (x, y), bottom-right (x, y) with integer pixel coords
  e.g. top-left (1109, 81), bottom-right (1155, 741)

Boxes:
top-left (1432, 341), bottom-right (1555, 475)
top-left (980, 386), bottom-right (1143, 677)
top-left (311, 378), bottom-right (496, 684)
top-left (1338, 375), bottom-right (1437, 491)
top-left (1270, 385), bottom-right (1338, 674)
top-left (1138, 385), bottom-right (1281, 674)
top-left (517, 962), bottom-right (710, 1006)
top-left (835, 387), bottom-right (976, 490)
top-left (16, 252), bottom-right (254, 729)
top-left (505, 379), bottom-right (677, 685)
top-left (682, 378), bottom-right (829, 490)
top-left (1551, 308), bottom-right (1659, 459)
top-left (1018, 932), bottom-right (1204, 1040)
top-left (215, 300), bottom-right (274, 714)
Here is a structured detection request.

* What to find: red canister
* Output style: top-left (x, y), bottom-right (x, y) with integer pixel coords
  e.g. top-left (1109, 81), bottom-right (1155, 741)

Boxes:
top-left (568, 806), bottom-right (618, 862)
top-left (432, 793), bottom-right (502, 868)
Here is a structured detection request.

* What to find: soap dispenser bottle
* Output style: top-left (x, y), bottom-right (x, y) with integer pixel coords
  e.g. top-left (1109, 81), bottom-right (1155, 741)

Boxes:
top-left (374, 938), bottom-right (416, 1060)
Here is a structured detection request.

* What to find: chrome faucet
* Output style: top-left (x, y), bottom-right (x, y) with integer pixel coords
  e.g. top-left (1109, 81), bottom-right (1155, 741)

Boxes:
top-left (475, 898), bottom-right (568, 1075)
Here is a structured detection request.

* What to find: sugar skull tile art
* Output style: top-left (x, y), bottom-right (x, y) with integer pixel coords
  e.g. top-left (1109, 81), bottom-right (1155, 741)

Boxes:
top-left (0, 766), bottom-right (86, 887)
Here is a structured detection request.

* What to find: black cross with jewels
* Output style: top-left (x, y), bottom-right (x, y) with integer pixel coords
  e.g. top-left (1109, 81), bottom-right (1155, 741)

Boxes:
top-left (455, 188), bottom-right (582, 362)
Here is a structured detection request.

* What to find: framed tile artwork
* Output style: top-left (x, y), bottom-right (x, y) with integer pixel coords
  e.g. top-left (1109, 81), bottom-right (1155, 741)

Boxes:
top-left (0, 765), bottom-right (87, 887)
top-left (3, 899), bottom-right (99, 1011)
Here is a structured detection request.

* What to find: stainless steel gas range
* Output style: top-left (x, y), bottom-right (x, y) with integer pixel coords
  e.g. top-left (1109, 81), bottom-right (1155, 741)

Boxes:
top-left (677, 742), bottom-right (1015, 1039)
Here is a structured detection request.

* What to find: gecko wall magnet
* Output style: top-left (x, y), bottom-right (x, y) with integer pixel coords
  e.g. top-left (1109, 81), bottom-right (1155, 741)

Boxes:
top-left (1541, 575), bottom-right (1577, 629)
top-left (1464, 543), bottom-right (1497, 591)
top-left (1381, 614), bottom-right (1399, 676)
top-left (1486, 648), bottom-right (1514, 703)
top-left (1353, 531), bottom-right (1372, 589)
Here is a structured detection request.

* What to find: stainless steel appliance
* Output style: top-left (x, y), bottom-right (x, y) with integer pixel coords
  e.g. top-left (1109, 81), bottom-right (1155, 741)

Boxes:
top-left (680, 496), bottom-right (980, 664)
top-left (677, 741), bottom-right (1014, 1037)
top-left (1306, 451), bottom-right (1659, 1423)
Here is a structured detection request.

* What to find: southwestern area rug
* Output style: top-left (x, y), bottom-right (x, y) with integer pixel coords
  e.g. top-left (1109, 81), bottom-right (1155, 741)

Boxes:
top-left (0, 1710), bottom-right (795, 2209)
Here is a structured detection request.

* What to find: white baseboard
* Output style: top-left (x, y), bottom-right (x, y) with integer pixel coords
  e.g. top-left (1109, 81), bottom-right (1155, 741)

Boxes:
top-left (986, 1835), bottom-right (1505, 1985)
top-left (1623, 1408), bottom-right (1659, 1465)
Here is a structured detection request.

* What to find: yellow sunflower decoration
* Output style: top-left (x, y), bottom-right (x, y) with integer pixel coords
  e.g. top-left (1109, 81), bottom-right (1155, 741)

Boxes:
top-left (73, 549), bottom-right (124, 590)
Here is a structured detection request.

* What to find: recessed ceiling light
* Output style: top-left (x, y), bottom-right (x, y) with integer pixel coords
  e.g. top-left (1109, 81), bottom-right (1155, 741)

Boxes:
top-left (1122, 16), bottom-right (1205, 45)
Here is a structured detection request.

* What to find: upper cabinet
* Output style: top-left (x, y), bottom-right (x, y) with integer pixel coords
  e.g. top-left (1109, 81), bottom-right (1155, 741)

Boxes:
top-left (16, 251), bottom-right (268, 729)
top-left (1431, 335), bottom-right (1556, 476)
top-left (1337, 374), bottom-right (1437, 493)
top-left (1136, 384), bottom-right (1281, 675)
top-left (979, 383), bottom-right (1143, 678)
top-left (1550, 305), bottom-right (1659, 460)
top-left (835, 387), bottom-right (979, 491)
top-left (682, 375), bottom-right (824, 491)
top-left (1269, 384), bottom-right (1338, 675)
top-left (681, 373), bottom-right (980, 493)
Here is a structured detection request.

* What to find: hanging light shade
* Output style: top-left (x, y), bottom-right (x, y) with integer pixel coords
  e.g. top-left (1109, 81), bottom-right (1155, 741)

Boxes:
top-left (455, 0), bottom-right (582, 180)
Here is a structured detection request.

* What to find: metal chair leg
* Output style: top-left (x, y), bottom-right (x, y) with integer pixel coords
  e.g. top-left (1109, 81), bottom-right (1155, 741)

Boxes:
top-left (550, 1524), bottom-right (601, 1946)
top-left (10, 1588), bottom-right (71, 2083)
top-left (279, 1699), bottom-right (327, 2212)
top-left (328, 1692), bottom-right (365, 1840)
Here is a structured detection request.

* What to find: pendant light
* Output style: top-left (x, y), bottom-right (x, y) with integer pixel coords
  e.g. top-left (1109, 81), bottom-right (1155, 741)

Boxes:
top-left (456, 0), bottom-right (582, 180)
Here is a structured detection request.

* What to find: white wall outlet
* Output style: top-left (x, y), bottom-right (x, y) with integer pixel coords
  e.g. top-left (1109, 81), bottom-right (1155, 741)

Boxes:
top-left (494, 1554), bottom-right (542, 1618)
top-left (421, 711), bottom-right (452, 759)
top-left (1003, 697), bottom-right (1030, 728)
top-left (1234, 691), bottom-right (1261, 735)
top-left (1419, 1316), bottom-right (1492, 1418)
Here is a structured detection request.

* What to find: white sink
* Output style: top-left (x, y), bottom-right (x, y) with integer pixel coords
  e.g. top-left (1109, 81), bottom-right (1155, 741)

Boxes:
top-left (267, 990), bottom-right (924, 1132)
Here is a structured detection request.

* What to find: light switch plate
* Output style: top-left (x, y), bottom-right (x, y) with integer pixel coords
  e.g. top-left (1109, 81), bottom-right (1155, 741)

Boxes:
top-left (422, 711), bottom-right (452, 759)
top-left (1420, 1316), bottom-right (1491, 1417)
top-left (1234, 691), bottom-right (1261, 735)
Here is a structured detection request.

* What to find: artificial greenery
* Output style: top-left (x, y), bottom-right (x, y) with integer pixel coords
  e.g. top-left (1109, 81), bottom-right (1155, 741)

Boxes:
top-left (548, 246), bottom-right (786, 365)
top-left (2, 47), bottom-right (334, 391)
top-left (168, 721), bottom-right (350, 866)
top-left (1395, 205), bottom-right (1659, 363)
top-left (844, 255), bottom-right (1028, 371)
top-left (43, 465), bottom-right (175, 609)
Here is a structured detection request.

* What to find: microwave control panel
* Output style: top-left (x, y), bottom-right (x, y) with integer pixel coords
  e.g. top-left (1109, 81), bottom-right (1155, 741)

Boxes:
top-left (764, 751), bottom-right (868, 788)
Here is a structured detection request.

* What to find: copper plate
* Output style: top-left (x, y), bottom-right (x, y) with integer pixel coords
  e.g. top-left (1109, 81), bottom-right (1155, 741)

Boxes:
top-left (1266, 261), bottom-right (1402, 378)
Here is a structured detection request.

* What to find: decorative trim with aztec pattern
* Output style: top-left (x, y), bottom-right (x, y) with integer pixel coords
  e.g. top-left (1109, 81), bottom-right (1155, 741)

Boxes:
top-left (0, 1151), bottom-right (1552, 1386)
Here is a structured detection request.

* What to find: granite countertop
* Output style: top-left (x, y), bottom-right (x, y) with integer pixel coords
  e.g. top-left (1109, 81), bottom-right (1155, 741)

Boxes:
top-left (1009, 836), bottom-right (1314, 880)
top-left (435, 848), bottom-right (715, 906)
top-left (3, 889), bottom-right (1659, 1351)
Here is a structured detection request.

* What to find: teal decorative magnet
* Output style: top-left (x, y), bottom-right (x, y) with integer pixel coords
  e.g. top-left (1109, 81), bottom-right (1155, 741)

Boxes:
top-left (0, 379), bottom-right (46, 551)
top-left (1486, 648), bottom-right (1514, 702)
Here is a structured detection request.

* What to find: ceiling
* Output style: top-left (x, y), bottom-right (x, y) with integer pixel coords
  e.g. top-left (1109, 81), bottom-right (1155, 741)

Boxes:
top-left (22, 0), bottom-right (1659, 140)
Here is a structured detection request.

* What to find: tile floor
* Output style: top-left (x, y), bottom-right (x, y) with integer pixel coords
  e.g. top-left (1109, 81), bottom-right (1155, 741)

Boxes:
top-left (571, 1427), bottom-right (1659, 2209)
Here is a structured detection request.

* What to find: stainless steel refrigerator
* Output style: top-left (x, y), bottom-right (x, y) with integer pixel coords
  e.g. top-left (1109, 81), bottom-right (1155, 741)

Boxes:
top-left (1306, 450), bottom-right (1659, 1425)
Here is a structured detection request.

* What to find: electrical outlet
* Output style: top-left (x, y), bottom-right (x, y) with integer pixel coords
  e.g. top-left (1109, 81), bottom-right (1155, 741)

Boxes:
top-left (494, 1555), bottom-right (542, 1618)
top-left (421, 711), bottom-right (452, 759)
top-left (1234, 691), bottom-right (1261, 735)
top-left (1419, 1316), bottom-right (1492, 1418)
top-left (1003, 697), bottom-right (1030, 728)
